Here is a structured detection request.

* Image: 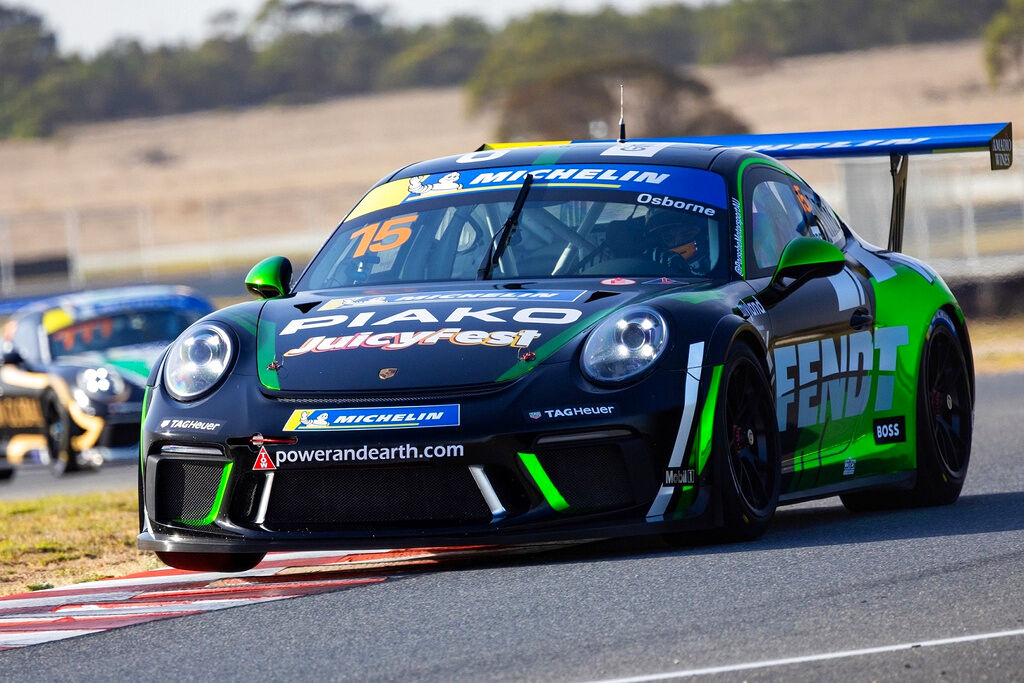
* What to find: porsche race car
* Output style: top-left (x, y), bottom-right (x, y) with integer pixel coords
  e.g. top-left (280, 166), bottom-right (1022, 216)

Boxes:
top-left (0, 286), bottom-right (214, 476)
top-left (137, 123), bottom-right (1012, 571)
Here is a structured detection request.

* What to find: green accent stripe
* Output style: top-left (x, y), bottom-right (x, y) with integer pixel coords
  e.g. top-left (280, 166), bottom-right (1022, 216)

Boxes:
top-left (735, 157), bottom-right (796, 279)
top-left (696, 365), bottom-right (724, 474)
top-left (257, 320), bottom-right (280, 390)
top-left (496, 308), bottom-right (613, 382)
top-left (139, 385), bottom-right (151, 472)
top-left (177, 462), bottom-right (233, 526)
top-left (518, 452), bottom-right (570, 511)
top-left (533, 148), bottom-right (568, 165)
top-left (496, 289), bottom-right (682, 382)
top-left (218, 309), bottom-right (257, 336)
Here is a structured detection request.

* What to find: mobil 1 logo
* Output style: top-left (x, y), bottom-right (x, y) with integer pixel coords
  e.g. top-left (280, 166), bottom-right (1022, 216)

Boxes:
top-left (873, 416), bottom-right (906, 445)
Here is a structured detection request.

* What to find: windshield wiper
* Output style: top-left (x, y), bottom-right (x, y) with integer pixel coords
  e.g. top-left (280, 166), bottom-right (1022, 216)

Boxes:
top-left (477, 173), bottom-right (534, 280)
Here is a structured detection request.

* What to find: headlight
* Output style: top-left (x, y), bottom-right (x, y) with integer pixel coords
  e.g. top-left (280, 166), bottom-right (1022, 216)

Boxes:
top-left (76, 367), bottom-right (126, 401)
top-left (163, 323), bottom-right (234, 401)
top-left (581, 306), bottom-right (668, 384)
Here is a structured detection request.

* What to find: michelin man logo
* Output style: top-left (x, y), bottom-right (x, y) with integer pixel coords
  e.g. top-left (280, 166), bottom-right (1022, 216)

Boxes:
top-left (299, 411), bottom-right (330, 427)
top-left (408, 172), bottom-right (462, 196)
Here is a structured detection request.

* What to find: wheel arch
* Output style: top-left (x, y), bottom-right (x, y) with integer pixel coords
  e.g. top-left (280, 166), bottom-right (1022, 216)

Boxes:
top-left (704, 315), bottom-right (770, 378)
top-left (939, 303), bottom-right (975, 405)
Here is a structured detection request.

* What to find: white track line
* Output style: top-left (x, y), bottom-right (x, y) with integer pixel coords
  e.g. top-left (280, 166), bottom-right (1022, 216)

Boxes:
top-left (589, 628), bottom-right (1024, 682)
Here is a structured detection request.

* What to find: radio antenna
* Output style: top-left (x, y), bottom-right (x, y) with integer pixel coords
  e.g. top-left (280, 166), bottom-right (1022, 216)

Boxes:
top-left (617, 84), bottom-right (626, 142)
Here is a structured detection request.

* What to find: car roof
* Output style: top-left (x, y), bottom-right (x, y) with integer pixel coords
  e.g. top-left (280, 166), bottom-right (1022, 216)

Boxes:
top-left (387, 141), bottom-right (734, 183)
top-left (11, 285), bottom-right (213, 323)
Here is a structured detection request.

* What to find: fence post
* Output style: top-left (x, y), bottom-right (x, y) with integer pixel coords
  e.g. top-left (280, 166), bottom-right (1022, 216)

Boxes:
top-left (137, 205), bottom-right (155, 282)
top-left (65, 209), bottom-right (84, 289)
top-left (0, 218), bottom-right (13, 296)
top-left (959, 158), bottom-right (979, 270)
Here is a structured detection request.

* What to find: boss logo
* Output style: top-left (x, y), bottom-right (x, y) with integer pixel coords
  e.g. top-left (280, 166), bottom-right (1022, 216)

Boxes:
top-left (873, 416), bottom-right (906, 445)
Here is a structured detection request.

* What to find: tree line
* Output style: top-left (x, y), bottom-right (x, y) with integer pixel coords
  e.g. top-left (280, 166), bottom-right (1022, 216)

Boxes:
top-left (0, 0), bottom-right (1015, 138)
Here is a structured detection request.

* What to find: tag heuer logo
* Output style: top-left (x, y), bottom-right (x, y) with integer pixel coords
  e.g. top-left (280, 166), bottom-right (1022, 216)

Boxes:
top-left (528, 411), bottom-right (542, 420)
top-left (378, 367), bottom-right (398, 380)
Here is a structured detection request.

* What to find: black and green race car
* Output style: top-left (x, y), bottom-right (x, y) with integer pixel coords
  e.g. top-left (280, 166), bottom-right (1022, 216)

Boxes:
top-left (137, 123), bottom-right (1012, 572)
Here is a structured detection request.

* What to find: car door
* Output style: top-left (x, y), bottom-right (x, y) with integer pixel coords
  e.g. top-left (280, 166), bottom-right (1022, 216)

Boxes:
top-left (740, 165), bottom-right (876, 493)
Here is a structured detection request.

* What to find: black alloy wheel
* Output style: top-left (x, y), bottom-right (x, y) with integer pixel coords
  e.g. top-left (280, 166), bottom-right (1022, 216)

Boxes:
top-left (719, 344), bottom-right (781, 540)
top-left (913, 313), bottom-right (972, 505)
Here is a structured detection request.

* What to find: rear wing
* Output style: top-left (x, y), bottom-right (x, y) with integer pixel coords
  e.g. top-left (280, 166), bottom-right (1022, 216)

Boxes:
top-left (658, 123), bottom-right (1013, 253)
top-left (480, 122), bottom-right (1013, 253)
top-left (644, 122), bottom-right (1013, 171)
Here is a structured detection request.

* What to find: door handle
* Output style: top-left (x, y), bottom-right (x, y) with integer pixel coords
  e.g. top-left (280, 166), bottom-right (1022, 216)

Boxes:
top-left (850, 308), bottom-right (873, 329)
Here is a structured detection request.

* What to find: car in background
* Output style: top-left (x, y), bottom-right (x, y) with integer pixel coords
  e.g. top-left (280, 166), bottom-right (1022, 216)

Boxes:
top-left (0, 285), bottom-right (214, 476)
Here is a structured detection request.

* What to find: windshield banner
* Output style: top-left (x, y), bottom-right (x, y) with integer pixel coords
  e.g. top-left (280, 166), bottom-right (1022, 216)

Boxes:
top-left (347, 164), bottom-right (728, 221)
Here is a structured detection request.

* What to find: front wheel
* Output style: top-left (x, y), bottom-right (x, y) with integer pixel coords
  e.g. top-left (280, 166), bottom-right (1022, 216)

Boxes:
top-left (717, 344), bottom-right (782, 541)
top-left (155, 551), bottom-right (266, 573)
top-left (43, 394), bottom-right (78, 476)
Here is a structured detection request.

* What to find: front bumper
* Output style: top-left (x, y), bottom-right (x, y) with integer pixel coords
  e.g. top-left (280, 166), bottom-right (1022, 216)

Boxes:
top-left (138, 365), bottom-right (721, 554)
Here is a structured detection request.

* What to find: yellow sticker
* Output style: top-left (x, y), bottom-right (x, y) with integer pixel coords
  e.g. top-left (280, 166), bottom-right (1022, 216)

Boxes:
top-left (345, 179), bottom-right (414, 222)
top-left (42, 309), bottom-right (74, 333)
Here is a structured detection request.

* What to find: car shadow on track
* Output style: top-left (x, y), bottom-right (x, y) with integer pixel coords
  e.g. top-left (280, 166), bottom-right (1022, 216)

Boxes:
top-left (385, 490), bottom-right (1024, 575)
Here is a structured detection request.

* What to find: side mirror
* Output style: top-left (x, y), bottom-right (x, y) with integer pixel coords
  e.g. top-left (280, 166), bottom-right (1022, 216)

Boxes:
top-left (245, 256), bottom-right (293, 299)
top-left (771, 237), bottom-right (845, 287)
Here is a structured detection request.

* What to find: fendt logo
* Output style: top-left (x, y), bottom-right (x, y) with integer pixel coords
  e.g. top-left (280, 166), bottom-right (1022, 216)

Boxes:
top-left (774, 326), bottom-right (909, 430)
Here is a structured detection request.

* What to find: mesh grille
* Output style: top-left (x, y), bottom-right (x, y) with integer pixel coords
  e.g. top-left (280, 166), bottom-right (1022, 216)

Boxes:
top-left (537, 444), bottom-right (634, 513)
top-left (264, 465), bottom-right (490, 531)
top-left (155, 460), bottom-right (223, 523)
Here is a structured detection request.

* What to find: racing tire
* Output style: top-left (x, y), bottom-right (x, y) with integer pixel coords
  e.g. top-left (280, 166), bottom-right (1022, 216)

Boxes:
top-left (43, 394), bottom-right (78, 476)
top-left (840, 311), bottom-right (972, 512)
top-left (910, 311), bottom-right (972, 505)
top-left (155, 551), bottom-right (266, 573)
top-left (716, 344), bottom-right (782, 541)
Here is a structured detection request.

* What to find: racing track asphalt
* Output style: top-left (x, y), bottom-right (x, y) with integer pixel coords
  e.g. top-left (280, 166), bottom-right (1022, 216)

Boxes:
top-left (2, 372), bottom-right (1023, 681)
top-left (0, 461), bottom-right (136, 502)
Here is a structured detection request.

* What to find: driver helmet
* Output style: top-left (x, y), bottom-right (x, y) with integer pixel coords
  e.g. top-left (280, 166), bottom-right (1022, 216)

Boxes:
top-left (645, 209), bottom-right (707, 263)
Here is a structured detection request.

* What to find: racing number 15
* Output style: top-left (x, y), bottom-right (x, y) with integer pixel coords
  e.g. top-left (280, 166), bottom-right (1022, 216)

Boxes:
top-left (349, 215), bottom-right (415, 258)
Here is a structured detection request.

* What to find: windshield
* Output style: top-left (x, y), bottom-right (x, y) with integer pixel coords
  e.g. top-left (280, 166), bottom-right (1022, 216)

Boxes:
top-left (48, 309), bottom-right (204, 359)
top-left (302, 164), bottom-right (729, 289)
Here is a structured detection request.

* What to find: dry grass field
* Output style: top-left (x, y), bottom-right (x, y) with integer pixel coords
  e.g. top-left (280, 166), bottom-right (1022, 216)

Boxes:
top-left (0, 39), bottom-right (1021, 276)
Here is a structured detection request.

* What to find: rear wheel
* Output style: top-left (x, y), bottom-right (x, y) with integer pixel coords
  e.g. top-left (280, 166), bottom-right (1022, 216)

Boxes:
top-left (155, 551), bottom-right (266, 573)
top-left (911, 311), bottom-right (972, 505)
top-left (841, 311), bottom-right (972, 511)
top-left (718, 344), bottom-right (781, 540)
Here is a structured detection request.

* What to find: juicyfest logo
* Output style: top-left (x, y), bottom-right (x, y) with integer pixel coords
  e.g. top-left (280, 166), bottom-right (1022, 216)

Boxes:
top-left (283, 404), bottom-right (460, 431)
top-left (284, 328), bottom-right (542, 356)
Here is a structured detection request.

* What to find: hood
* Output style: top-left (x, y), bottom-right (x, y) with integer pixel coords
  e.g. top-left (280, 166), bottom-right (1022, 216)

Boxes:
top-left (55, 343), bottom-right (168, 387)
top-left (255, 282), bottom-right (685, 392)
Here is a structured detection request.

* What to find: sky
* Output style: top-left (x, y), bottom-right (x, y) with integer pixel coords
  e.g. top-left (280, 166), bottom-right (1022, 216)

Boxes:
top-left (17, 0), bottom-right (692, 56)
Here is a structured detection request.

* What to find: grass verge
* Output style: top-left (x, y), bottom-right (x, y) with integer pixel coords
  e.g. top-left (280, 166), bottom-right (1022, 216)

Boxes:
top-left (969, 316), bottom-right (1024, 375)
top-left (0, 490), bottom-right (161, 598)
